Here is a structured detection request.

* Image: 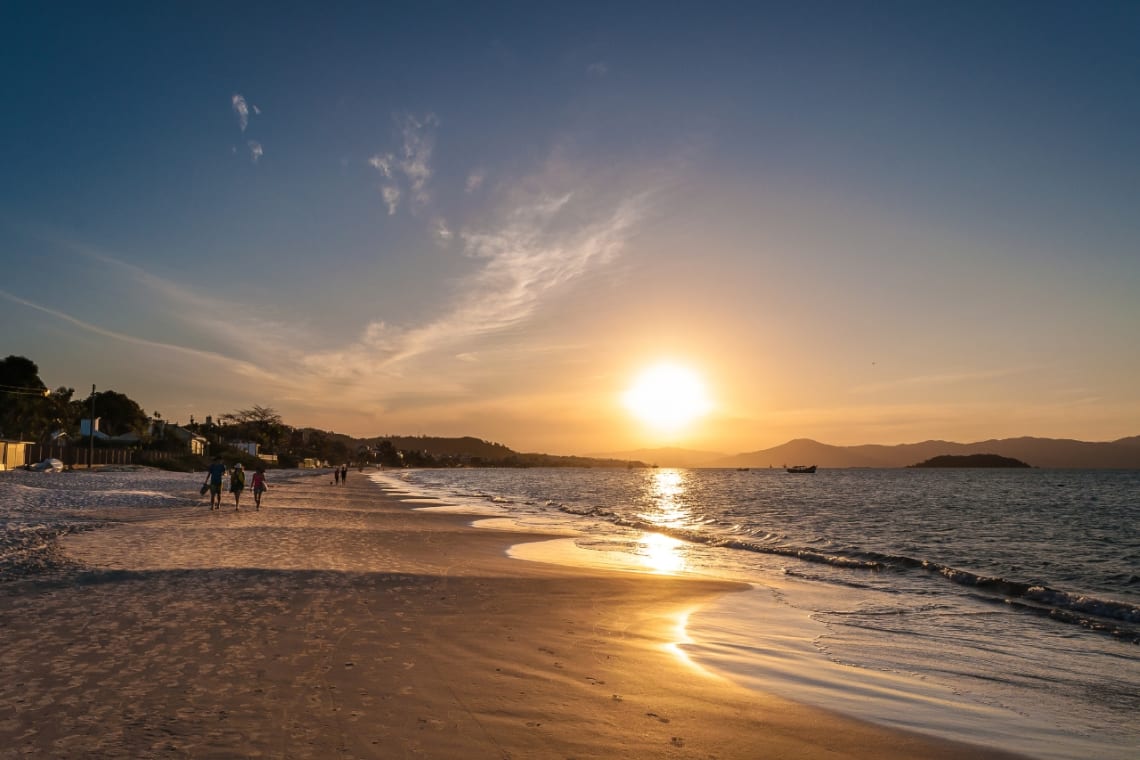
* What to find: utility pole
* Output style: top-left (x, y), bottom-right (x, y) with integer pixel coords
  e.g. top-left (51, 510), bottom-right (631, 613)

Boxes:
top-left (89, 384), bottom-right (95, 469)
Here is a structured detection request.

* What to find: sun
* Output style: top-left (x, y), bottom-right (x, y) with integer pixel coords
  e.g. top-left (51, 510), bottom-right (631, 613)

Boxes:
top-left (623, 362), bottom-right (712, 434)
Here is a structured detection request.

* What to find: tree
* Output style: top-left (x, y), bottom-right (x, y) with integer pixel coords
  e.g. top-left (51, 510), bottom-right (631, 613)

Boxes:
top-left (88, 390), bottom-right (149, 437)
top-left (0, 355), bottom-right (50, 440)
top-left (46, 386), bottom-right (77, 436)
top-left (375, 440), bottom-right (402, 467)
top-left (219, 405), bottom-right (287, 453)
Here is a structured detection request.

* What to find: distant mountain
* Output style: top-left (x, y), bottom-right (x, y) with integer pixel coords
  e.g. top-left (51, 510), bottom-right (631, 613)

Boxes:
top-left (711, 436), bottom-right (1140, 469)
top-left (589, 447), bottom-right (728, 469)
top-left (349, 433), bottom-right (1138, 469)
top-left (713, 438), bottom-right (887, 469)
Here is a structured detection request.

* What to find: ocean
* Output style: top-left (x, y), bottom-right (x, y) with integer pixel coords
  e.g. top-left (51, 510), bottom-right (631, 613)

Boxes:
top-left (372, 466), bottom-right (1139, 760)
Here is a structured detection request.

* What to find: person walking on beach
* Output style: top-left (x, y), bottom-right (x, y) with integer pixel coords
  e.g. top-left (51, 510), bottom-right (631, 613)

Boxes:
top-left (230, 462), bottom-right (246, 510)
top-left (251, 467), bottom-right (268, 510)
top-left (206, 456), bottom-right (226, 510)
top-left (340, 464), bottom-right (348, 484)
top-left (334, 466), bottom-right (340, 485)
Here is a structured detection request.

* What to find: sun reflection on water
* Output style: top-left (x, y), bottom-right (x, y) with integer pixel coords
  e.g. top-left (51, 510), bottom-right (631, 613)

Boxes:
top-left (642, 468), bottom-right (691, 528)
top-left (635, 531), bottom-right (687, 574)
top-left (665, 608), bottom-right (698, 669)
top-left (631, 469), bottom-right (696, 573)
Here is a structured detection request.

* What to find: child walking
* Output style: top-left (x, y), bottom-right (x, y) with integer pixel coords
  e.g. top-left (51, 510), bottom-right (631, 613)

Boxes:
top-left (252, 467), bottom-right (268, 510)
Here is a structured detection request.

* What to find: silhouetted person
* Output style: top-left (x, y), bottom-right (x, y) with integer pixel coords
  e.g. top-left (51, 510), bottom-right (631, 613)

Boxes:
top-left (230, 462), bottom-right (246, 510)
top-left (252, 467), bottom-right (268, 510)
top-left (206, 456), bottom-right (226, 510)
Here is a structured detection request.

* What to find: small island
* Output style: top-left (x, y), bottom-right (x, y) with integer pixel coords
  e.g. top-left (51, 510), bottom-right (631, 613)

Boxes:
top-left (909, 454), bottom-right (1031, 468)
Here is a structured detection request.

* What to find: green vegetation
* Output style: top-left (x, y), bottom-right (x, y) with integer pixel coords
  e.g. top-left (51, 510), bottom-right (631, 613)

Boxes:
top-left (2, 354), bottom-right (635, 470)
top-left (0, 356), bottom-right (78, 442)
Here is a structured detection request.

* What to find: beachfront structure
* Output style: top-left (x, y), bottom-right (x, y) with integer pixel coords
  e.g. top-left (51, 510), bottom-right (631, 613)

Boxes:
top-left (229, 440), bottom-right (260, 457)
top-left (0, 440), bottom-right (30, 470)
top-left (79, 419), bottom-right (141, 444)
top-left (165, 425), bottom-right (208, 456)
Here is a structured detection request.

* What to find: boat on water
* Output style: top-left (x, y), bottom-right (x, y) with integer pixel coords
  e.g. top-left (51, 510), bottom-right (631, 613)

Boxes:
top-left (786, 465), bottom-right (817, 473)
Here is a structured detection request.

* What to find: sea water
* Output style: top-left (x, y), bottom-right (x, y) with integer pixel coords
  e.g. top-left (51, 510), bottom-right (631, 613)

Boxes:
top-left (373, 467), bottom-right (1139, 760)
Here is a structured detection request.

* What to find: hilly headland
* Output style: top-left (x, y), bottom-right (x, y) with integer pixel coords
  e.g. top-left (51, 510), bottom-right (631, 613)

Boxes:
top-left (596, 435), bottom-right (1140, 469)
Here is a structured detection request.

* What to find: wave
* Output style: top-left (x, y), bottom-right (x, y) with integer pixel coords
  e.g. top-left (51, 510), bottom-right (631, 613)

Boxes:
top-left (557, 503), bottom-right (1140, 643)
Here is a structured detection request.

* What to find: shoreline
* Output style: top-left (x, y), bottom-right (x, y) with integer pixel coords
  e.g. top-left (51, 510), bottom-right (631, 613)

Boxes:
top-left (0, 470), bottom-right (1031, 758)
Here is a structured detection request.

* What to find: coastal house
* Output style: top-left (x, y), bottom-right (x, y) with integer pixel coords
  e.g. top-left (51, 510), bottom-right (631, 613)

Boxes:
top-left (80, 418), bottom-right (141, 445)
top-left (166, 425), bottom-right (208, 456)
top-left (229, 440), bottom-right (260, 457)
top-left (80, 417), bottom-right (107, 439)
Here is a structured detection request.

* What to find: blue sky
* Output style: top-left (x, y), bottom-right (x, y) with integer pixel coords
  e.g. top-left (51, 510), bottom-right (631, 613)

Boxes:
top-left (2, 1), bottom-right (1138, 454)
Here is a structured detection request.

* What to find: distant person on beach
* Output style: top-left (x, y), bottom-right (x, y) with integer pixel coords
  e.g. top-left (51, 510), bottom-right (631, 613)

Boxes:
top-left (251, 467), bottom-right (268, 510)
top-left (230, 462), bottom-right (246, 510)
top-left (206, 456), bottom-right (226, 510)
top-left (341, 464), bottom-right (348, 483)
top-left (334, 466), bottom-right (340, 485)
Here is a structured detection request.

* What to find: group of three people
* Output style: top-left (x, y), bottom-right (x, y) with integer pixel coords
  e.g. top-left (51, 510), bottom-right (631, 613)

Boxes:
top-left (204, 457), bottom-right (268, 511)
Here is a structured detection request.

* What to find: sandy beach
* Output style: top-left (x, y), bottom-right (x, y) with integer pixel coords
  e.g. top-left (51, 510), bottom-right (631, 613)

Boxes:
top-left (0, 470), bottom-right (1031, 759)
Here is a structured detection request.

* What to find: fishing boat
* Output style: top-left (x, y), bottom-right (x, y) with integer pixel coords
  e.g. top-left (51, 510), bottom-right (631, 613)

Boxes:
top-left (786, 464), bottom-right (817, 473)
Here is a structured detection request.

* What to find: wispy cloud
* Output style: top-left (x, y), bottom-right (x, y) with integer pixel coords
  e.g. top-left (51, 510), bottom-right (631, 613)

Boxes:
top-left (381, 185), bottom-right (401, 215)
top-left (49, 244), bottom-right (312, 374)
top-left (368, 153), bottom-right (394, 177)
top-left (232, 94), bottom-right (250, 132)
top-left (247, 140), bottom-right (263, 164)
top-left (465, 169), bottom-right (485, 193)
top-left (587, 61), bottom-right (609, 76)
top-left (314, 179), bottom-right (651, 382)
top-left (15, 145), bottom-right (658, 419)
top-left (367, 113), bottom-right (439, 214)
top-left (434, 218), bottom-right (453, 241)
top-left (0, 287), bottom-right (264, 378)
top-left (400, 113), bottom-right (437, 204)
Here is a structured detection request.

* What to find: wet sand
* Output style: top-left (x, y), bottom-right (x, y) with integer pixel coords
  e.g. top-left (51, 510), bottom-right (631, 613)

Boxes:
top-left (0, 471), bottom-right (1030, 758)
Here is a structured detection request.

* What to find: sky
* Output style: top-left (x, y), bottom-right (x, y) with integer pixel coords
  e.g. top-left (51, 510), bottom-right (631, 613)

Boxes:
top-left (2, 1), bottom-right (1138, 456)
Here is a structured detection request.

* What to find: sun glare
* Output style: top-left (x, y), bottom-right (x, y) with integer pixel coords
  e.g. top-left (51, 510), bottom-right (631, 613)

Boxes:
top-left (623, 362), bottom-right (712, 434)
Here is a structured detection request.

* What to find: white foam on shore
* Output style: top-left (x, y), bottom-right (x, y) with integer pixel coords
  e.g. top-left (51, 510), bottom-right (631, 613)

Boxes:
top-left (507, 534), bottom-right (1078, 760)
top-left (690, 586), bottom-right (1086, 760)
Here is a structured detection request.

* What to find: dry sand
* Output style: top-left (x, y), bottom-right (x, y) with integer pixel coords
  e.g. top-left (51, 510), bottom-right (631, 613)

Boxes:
top-left (0, 471), bottom-right (1030, 759)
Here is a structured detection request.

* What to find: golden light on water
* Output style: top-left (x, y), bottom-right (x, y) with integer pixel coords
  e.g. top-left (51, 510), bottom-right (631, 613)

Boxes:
top-left (645, 469), bottom-right (689, 527)
top-left (635, 531), bottom-right (687, 574)
top-left (630, 469), bottom-right (693, 573)
top-left (665, 608), bottom-right (698, 668)
top-left (623, 362), bottom-right (712, 435)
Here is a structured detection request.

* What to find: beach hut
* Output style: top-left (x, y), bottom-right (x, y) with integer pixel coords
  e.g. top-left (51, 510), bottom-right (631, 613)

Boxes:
top-left (0, 440), bottom-right (30, 470)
